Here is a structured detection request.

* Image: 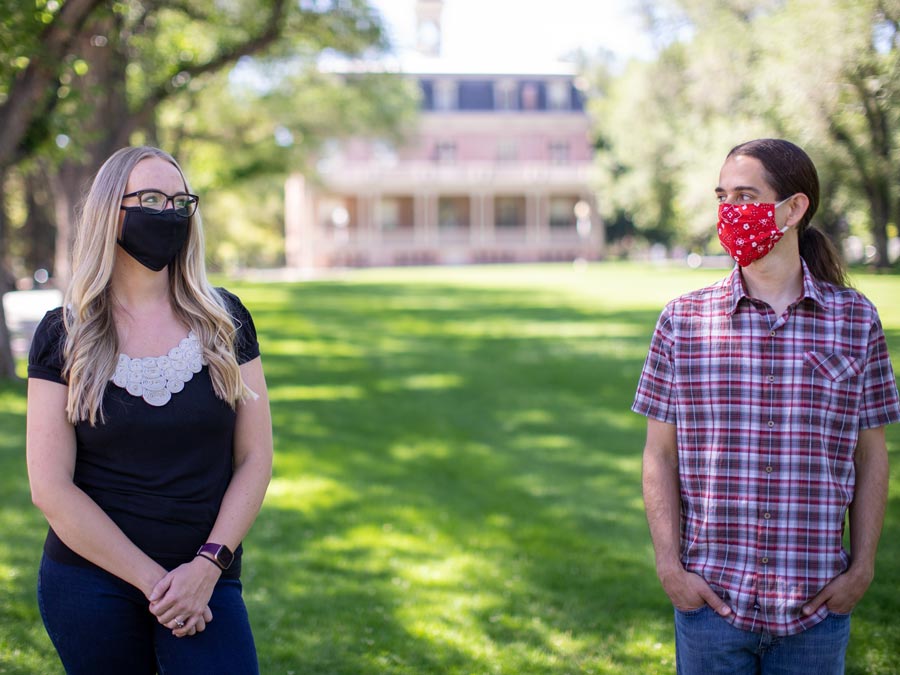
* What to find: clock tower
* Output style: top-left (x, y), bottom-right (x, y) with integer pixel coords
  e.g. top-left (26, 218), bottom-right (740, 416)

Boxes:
top-left (416, 0), bottom-right (444, 57)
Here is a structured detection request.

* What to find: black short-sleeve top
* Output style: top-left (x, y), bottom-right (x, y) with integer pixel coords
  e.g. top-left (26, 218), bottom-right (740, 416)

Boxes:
top-left (27, 288), bottom-right (259, 579)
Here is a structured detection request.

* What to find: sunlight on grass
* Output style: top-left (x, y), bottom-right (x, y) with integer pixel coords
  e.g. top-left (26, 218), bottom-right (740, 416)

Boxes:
top-left (502, 409), bottom-right (554, 427)
top-left (268, 382), bottom-right (366, 401)
top-left (379, 373), bottom-right (466, 393)
top-left (266, 475), bottom-right (356, 513)
top-left (617, 624), bottom-right (676, 672)
top-left (265, 338), bottom-right (365, 358)
top-left (4, 264), bottom-right (900, 674)
top-left (0, 562), bottom-right (20, 590)
top-left (389, 440), bottom-right (451, 461)
top-left (0, 391), bottom-right (26, 414)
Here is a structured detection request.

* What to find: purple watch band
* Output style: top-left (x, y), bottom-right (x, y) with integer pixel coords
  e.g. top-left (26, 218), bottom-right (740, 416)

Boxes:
top-left (196, 542), bottom-right (234, 570)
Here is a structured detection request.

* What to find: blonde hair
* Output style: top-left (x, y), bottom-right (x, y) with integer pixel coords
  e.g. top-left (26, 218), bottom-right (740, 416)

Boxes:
top-left (63, 146), bottom-right (254, 425)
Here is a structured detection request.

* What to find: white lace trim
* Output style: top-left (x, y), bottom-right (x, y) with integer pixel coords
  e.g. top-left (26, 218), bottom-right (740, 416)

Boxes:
top-left (110, 331), bottom-right (207, 407)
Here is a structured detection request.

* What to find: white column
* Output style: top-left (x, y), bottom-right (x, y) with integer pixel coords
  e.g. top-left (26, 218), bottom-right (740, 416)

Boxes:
top-left (284, 174), bottom-right (317, 270)
top-left (414, 192), bottom-right (428, 244)
top-left (483, 193), bottom-right (495, 243)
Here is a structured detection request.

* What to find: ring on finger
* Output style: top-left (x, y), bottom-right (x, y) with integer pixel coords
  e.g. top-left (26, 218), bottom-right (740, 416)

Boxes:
top-left (175, 619), bottom-right (185, 629)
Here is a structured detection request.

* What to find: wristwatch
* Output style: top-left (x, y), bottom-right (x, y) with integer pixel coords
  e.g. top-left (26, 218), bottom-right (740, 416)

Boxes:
top-left (196, 542), bottom-right (234, 570)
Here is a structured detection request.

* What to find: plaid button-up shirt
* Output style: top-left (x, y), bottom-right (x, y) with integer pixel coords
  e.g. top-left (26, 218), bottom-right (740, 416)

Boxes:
top-left (633, 261), bottom-right (900, 636)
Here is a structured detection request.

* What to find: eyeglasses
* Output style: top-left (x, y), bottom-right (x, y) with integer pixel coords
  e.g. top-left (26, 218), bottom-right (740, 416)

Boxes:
top-left (121, 189), bottom-right (199, 217)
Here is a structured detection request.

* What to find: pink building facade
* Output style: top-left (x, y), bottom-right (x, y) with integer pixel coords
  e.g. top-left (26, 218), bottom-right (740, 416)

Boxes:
top-left (284, 5), bottom-right (603, 269)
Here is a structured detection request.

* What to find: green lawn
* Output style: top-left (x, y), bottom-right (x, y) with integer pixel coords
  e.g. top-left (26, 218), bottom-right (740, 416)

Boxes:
top-left (2, 262), bottom-right (899, 674)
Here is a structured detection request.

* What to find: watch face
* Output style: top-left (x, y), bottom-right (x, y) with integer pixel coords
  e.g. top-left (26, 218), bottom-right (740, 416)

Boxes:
top-left (199, 543), bottom-right (234, 569)
top-left (216, 545), bottom-right (234, 568)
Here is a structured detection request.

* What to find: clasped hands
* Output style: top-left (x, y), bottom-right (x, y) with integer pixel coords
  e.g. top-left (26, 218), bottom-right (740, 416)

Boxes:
top-left (148, 557), bottom-right (222, 638)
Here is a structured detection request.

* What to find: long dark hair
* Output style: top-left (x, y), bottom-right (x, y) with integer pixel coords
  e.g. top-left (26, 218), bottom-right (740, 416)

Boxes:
top-left (727, 138), bottom-right (847, 287)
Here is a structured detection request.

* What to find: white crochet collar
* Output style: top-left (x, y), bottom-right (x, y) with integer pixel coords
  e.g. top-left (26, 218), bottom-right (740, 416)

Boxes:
top-left (110, 331), bottom-right (207, 407)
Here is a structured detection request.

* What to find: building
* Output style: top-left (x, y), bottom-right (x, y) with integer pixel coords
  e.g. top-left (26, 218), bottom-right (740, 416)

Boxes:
top-left (284, 0), bottom-right (603, 269)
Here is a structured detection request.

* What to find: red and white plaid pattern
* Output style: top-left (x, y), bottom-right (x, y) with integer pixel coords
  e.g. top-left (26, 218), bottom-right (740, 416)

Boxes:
top-left (633, 261), bottom-right (900, 636)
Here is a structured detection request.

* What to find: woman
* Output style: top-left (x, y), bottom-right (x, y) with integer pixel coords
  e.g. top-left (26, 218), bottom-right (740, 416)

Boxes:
top-left (26, 146), bottom-right (273, 674)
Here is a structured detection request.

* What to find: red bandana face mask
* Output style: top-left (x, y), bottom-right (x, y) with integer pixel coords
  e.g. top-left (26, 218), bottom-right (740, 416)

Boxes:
top-left (717, 197), bottom-right (791, 267)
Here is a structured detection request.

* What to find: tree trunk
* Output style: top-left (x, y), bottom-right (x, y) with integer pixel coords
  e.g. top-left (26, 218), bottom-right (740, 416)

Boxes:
top-left (51, 161), bottom-right (83, 288)
top-left (0, 0), bottom-right (105, 172)
top-left (0, 290), bottom-right (16, 379)
top-left (23, 167), bottom-right (57, 279)
top-left (52, 9), bottom-right (129, 289)
top-left (0, 168), bottom-right (19, 379)
top-left (868, 177), bottom-right (892, 269)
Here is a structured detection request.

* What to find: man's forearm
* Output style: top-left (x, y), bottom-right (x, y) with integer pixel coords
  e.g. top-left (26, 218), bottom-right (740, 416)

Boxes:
top-left (849, 426), bottom-right (889, 575)
top-left (642, 420), bottom-right (682, 576)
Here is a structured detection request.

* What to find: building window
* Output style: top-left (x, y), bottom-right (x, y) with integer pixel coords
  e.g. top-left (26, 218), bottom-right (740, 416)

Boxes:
top-left (378, 197), bottom-right (401, 230)
top-left (496, 139), bottom-right (518, 162)
top-left (439, 196), bottom-right (470, 229)
top-left (521, 82), bottom-right (539, 110)
top-left (495, 195), bottom-right (526, 228)
top-left (549, 196), bottom-right (578, 228)
top-left (547, 80), bottom-right (570, 111)
top-left (434, 79), bottom-right (457, 111)
top-left (549, 141), bottom-right (570, 164)
top-left (495, 79), bottom-right (517, 110)
top-left (377, 196), bottom-right (414, 231)
top-left (458, 80), bottom-right (493, 111)
top-left (435, 141), bottom-right (457, 164)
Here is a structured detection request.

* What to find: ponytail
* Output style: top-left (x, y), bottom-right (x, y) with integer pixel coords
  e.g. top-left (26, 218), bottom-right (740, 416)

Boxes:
top-left (799, 226), bottom-right (848, 288)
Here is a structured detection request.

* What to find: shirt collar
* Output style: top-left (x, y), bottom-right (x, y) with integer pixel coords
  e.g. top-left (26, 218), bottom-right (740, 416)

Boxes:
top-left (723, 258), bottom-right (828, 316)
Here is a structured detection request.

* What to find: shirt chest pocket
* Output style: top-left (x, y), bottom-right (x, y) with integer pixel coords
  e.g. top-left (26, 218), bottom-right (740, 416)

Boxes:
top-left (803, 350), bottom-right (864, 427)
top-left (803, 351), bottom-right (862, 383)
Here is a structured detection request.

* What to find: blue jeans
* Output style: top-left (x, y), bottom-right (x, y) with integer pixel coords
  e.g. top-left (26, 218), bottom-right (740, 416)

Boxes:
top-left (674, 605), bottom-right (851, 675)
top-left (38, 554), bottom-right (259, 675)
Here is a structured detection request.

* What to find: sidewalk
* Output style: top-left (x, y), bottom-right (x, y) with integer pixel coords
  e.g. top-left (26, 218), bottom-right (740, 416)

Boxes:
top-left (2, 289), bottom-right (63, 359)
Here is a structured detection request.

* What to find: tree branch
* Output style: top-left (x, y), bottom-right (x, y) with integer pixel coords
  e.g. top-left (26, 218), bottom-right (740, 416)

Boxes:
top-left (828, 118), bottom-right (874, 195)
top-left (116, 0), bottom-right (288, 146)
top-left (0, 0), bottom-right (106, 170)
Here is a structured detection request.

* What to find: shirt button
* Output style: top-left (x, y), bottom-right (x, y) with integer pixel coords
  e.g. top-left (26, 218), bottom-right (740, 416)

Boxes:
top-left (761, 557), bottom-right (769, 564)
top-left (767, 375), bottom-right (775, 383)
top-left (769, 330), bottom-right (776, 337)
top-left (765, 465), bottom-right (774, 473)
top-left (763, 512), bottom-right (771, 520)
top-left (767, 420), bottom-right (775, 428)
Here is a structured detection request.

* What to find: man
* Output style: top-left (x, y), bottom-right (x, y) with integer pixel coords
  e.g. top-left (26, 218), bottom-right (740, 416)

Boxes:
top-left (633, 138), bottom-right (900, 674)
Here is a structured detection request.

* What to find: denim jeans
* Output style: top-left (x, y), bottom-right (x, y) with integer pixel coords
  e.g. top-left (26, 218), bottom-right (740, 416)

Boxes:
top-left (38, 554), bottom-right (259, 675)
top-left (674, 605), bottom-right (851, 675)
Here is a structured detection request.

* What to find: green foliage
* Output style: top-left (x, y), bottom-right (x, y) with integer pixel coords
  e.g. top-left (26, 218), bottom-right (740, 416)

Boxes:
top-left (158, 65), bottom-right (418, 268)
top-left (0, 0), bottom-right (59, 92)
top-left (0, 0), bottom-right (419, 271)
top-left (590, 0), bottom-right (900, 261)
top-left (3, 264), bottom-right (900, 673)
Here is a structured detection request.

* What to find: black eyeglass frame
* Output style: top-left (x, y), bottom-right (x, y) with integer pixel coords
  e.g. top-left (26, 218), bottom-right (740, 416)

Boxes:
top-left (121, 189), bottom-right (200, 217)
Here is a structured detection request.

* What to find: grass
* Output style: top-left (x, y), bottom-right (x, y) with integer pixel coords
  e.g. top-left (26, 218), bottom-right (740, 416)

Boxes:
top-left (1, 262), bottom-right (899, 674)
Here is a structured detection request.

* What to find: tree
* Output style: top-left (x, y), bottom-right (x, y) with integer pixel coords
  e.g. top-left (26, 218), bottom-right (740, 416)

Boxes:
top-left (0, 0), bottom-right (105, 378)
top-left (0, 0), bottom-right (105, 171)
top-left (758, 0), bottom-right (899, 267)
top-left (153, 65), bottom-right (417, 268)
top-left (0, 0), bottom-right (416, 378)
top-left (591, 0), bottom-right (899, 265)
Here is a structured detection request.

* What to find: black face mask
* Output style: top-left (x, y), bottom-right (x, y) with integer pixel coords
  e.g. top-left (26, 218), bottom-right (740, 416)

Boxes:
top-left (118, 207), bottom-right (190, 272)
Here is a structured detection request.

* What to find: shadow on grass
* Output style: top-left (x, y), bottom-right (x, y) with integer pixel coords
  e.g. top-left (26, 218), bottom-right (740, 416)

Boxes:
top-left (0, 379), bottom-right (59, 674)
top-left (239, 280), bottom-right (676, 674)
top-left (4, 272), bottom-right (899, 674)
